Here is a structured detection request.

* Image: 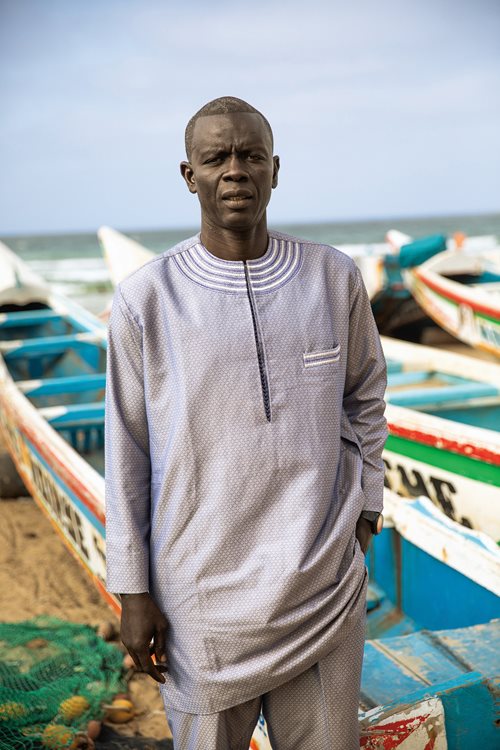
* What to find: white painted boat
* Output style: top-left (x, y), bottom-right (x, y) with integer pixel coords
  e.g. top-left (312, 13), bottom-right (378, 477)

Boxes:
top-left (99, 228), bottom-right (500, 543)
top-left (338, 233), bottom-right (498, 303)
top-left (0, 240), bottom-right (112, 612)
top-left (382, 336), bottom-right (500, 542)
top-left (388, 229), bottom-right (500, 357)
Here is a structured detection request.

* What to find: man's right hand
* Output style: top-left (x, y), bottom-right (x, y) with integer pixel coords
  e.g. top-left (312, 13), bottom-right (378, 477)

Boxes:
top-left (119, 592), bottom-right (168, 684)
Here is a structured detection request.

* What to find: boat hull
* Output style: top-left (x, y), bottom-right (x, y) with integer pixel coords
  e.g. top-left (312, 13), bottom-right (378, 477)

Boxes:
top-left (0, 351), bottom-right (117, 613)
top-left (404, 262), bottom-right (500, 357)
top-left (382, 337), bottom-right (500, 542)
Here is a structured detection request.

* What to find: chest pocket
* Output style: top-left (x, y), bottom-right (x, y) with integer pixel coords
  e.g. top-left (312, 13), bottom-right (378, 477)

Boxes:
top-left (302, 343), bottom-right (341, 381)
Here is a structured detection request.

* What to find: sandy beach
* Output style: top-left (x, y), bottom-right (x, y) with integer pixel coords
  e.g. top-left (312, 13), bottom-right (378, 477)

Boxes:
top-left (0, 496), bottom-right (172, 744)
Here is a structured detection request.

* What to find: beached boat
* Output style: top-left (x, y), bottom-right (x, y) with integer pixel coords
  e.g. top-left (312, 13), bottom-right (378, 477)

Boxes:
top-left (99, 227), bottom-right (500, 543)
top-left (0, 240), bottom-right (113, 612)
top-left (404, 246), bottom-right (500, 357)
top-left (253, 618), bottom-right (500, 749)
top-left (253, 494), bottom-right (500, 749)
top-left (383, 336), bottom-right (500, 543)
top-left (388, 229), bottom-right (500, 357)
top-left (2, 238), bottom-right (499, 749)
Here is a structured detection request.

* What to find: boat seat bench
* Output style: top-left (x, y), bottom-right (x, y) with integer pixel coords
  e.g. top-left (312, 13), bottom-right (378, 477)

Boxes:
top-left (388, 381), bottom-right (500, 407)
top-left (385, 360), bottom-right (404, 374)
top-left (0, 333), bottom-right (103, 359)
top-left (37, 402), bottom-right (105, 427)
top-left (16, 373), bottom-right (106, 396)
top-left (0, 309), bottom-right (64, 328)
top-left (387, 370), bottom-right (466, 388)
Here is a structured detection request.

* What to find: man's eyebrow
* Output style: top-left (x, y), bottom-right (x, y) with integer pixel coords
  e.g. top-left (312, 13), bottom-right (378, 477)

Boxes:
top-left (196, 145), bottom-right (227, 157)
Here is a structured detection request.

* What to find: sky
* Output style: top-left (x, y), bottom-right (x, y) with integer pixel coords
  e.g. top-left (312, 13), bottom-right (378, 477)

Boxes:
top-left (0, 0), bottom-right (499, 235)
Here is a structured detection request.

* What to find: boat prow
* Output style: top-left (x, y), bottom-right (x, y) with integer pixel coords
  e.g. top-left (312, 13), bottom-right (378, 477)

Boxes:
top-left (98, 226), bottom-right (156, 286)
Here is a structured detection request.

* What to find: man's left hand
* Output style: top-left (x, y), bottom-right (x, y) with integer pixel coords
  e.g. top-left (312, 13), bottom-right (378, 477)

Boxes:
top-left (355, 516), bottom-right (373, 555)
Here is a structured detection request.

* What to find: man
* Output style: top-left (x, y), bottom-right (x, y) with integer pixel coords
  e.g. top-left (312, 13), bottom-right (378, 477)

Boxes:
top-left (105, 96), bottom-right (388, 749)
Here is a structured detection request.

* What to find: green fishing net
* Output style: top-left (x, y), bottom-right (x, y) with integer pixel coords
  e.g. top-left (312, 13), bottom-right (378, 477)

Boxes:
top-left (0, 617), bottom-right (125, 749)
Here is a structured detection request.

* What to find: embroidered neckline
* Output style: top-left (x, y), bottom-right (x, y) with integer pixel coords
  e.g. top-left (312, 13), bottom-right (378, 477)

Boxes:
top-left (173, 235), bottom-right (302, 294)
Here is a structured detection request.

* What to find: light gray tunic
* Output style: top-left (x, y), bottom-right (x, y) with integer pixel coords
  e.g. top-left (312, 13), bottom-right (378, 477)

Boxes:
top-left (105, 230), bottom-right (388, 713)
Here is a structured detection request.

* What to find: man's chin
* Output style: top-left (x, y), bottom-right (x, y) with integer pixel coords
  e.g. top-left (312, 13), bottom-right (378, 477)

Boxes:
top-left (220, 216), bottom-right (261, 232)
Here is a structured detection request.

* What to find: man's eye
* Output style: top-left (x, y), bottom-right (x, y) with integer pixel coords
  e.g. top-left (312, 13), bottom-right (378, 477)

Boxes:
top-left (248, 153), bottom-right (264, 161)
top-left (204, 156), bottom-right (222, 164)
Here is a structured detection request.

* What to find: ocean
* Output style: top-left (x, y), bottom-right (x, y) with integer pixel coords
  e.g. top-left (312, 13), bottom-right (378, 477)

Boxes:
top-left (2, 212), bottom-right (499, 315)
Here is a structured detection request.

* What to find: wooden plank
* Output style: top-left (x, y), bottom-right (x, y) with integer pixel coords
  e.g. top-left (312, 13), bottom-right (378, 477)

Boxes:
top-left (0, 332), bottom-right (102, 358)
top-left (38, 402), bottom-right (105, 426)
top-left (0, 309), bottom-right (63, 328)
top-left (387, 382), bottom-right (499, 407)
top-left (17, 373), bottom-right (106, 396)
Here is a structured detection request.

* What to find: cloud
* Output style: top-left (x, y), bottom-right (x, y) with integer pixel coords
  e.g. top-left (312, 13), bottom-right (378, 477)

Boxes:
top-left (0, 0), bottom-right (499, 232)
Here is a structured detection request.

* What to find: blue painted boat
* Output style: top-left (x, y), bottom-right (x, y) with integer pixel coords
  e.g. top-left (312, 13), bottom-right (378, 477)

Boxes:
top-left (359, 619), bottom-right (499, 749)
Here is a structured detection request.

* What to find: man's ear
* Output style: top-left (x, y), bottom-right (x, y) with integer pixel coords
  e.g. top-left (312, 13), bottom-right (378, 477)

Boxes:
top-left (272, 155), bottom-right (280, 189)
top-left (180, 161), bottom-right (197, 194)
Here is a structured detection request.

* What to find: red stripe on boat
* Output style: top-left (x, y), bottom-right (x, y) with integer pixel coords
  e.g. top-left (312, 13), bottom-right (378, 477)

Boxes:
top-left (388, 421), bottom-right (500, 466)
top-left (415, 269), bottom-right (500, 320)
top-left (361, 713), bottom-right (433, 748)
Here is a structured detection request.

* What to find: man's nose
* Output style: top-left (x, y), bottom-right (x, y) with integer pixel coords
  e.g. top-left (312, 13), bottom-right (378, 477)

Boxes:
top-left (223, 155), bottom-right (248, 181)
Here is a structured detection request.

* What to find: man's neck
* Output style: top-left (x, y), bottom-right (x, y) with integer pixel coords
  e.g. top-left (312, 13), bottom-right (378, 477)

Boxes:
top-left (200, 221), bottom-right (269, 261)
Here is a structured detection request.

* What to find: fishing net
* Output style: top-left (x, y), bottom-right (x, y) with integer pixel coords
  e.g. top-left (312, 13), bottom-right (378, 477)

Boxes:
top-left (0, 616), bottom-right (125, 749)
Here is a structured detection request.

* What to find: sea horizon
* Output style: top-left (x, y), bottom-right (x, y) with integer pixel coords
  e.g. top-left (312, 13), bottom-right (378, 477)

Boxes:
top-left (1, 209), bottom-right (499, 245)
top-left (2, 211), bottom-right (499, 315)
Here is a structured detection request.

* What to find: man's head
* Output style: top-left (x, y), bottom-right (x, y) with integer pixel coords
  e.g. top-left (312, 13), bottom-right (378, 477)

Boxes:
top-left (184, 96), bottom-right (273, 161)
top-left (181, 96), bottom-right (279, 238)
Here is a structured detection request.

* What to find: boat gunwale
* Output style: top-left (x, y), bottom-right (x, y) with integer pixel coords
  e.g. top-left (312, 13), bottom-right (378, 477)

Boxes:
top-left (411, 262), bottom-right (500, 318)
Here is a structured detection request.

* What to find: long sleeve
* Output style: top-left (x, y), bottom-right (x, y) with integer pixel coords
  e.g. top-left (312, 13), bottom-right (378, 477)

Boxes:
top-left (343, 265), bottom-right (388, 513)
top-left (105, 285), bottom-right (151, 593)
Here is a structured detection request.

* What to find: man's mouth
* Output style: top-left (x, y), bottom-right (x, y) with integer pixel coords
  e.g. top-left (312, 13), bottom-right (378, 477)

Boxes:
top-left (222, 192), bottom-right (253, 207)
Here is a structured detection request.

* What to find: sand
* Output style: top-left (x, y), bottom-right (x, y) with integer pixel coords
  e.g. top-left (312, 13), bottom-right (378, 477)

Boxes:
top-left (0, 496), bottom-right (171, 743)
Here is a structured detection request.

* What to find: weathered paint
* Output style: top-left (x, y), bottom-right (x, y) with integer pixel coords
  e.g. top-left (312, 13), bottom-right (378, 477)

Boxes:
top-left (413, 266), bottom-right (500, 322)
top-left (362, 621), bottom-right (500, 707)
top-left (0, 379), bottom-right (114, 610)
top-left (360, 698), bottom-right (447, 749)
top-left (385, 430), bottom-right (500, 477)
top-left (393, 497), bottom-right (500, 598)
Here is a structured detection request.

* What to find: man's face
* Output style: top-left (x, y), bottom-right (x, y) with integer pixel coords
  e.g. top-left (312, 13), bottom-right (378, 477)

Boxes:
top-left (181, 112), bottom-right (279, 233)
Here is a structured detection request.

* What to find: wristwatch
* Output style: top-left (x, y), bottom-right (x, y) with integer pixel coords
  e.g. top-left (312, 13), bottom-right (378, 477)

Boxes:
top-left (360, 511), bottom-right (384, 535)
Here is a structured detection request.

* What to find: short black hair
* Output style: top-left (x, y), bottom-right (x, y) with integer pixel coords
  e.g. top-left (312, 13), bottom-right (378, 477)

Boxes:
top-left (184, 96), bottom-right (273, 160)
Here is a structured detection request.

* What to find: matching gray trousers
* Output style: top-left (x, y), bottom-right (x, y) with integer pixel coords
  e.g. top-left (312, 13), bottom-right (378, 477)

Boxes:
top-left (161, 608), bottom-right (366, 750)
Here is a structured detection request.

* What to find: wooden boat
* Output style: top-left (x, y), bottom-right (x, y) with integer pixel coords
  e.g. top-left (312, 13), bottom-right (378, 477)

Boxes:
top-left (0, 239), bottom-right (114, 612)
top-left (2, 238), bottom-right (499, 749)
top-left (389, 229), bottom-right (500, 357)
top-left (254, 618), bottom-right (500, 749)
top-left (254, 494), bottom-right (500, 748)
top-left (383, 336), bottom-right (500, 543)
top-left (99, 227), bottom-right (500, 543)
